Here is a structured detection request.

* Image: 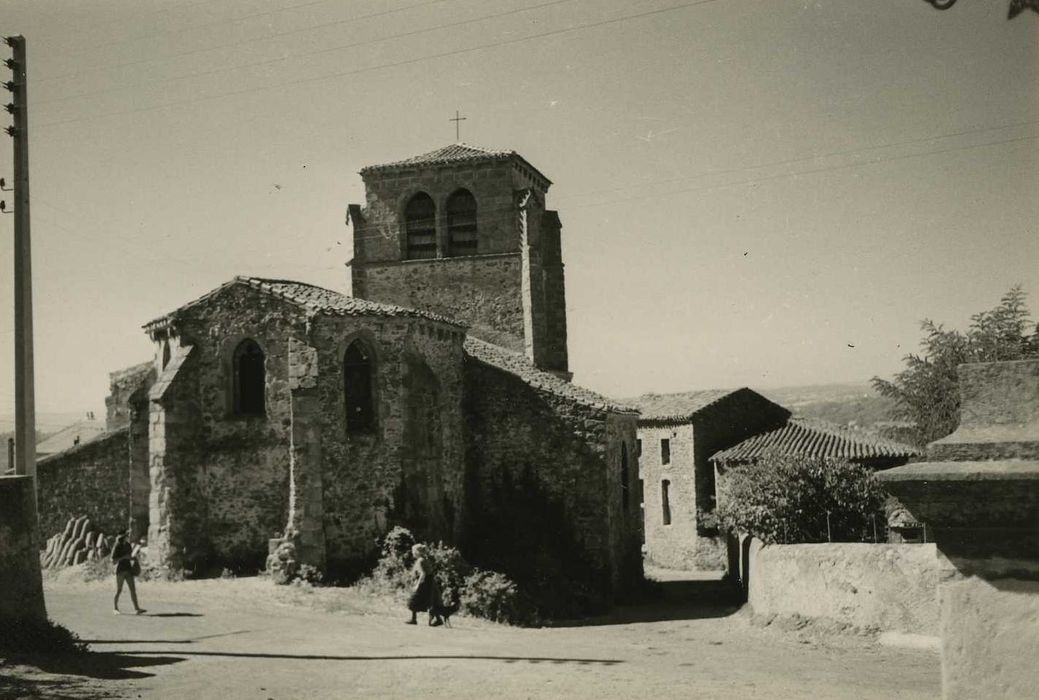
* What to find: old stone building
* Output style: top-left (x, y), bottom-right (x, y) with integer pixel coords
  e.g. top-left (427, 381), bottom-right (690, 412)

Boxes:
top-left (38, 144), bottom-right (642, 615)
top-left (629, 389), bottom-right (790, 569)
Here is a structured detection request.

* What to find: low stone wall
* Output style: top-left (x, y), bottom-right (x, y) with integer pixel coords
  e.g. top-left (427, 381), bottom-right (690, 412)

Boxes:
top-left (941, 571), bottom-right (1039, 700)
top-left (747, 539), bottom-right (941, 635)
top-left (0, 475), bottom-right (46, 621)
top-left (36, 428), bottom-right (130, 540)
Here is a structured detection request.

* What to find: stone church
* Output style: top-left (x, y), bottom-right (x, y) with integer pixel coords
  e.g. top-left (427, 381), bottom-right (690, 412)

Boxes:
top-left (38, 144), bottom-right (643, 614)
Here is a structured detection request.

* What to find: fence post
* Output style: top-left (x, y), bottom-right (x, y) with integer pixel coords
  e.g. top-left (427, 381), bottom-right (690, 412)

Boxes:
top-left (826, 511), bottom-right (832, 542)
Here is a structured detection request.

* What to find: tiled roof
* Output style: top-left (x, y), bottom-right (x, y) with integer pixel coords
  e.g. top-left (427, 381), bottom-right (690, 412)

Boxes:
top-left (145, 277), bottom-right (464, 329)
top-left (710, 419), bottom-right (921, 464)
top-left (626, 389), bottom-right (741, 423)
top-left (359, 143), bottom-right (552, 186)
top-left (464, 337), bottom-right (636, 413)
top-left (37, 425), bottom-right (129, 464)
top-left (36, 419), bottom-right (107, 456)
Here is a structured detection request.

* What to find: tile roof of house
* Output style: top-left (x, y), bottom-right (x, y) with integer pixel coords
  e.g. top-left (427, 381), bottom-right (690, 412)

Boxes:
top-left (37, 424), bottom-right (128, 463)
top-left (359, 143), bottom-right (552, 186)
top-left (144, 276), bottom-right (464, 330)
top-left (626, 389), bottom-right (743, 423)
top-left (710, 418), bottom-right (921, 464)
top-left (464, 337), bottom-right (636, 413)
top-left (35, 419), bottom-right (107, 456)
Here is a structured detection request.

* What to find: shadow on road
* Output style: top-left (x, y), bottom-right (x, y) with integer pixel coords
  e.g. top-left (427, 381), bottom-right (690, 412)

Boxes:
top-left (146, 612), bottom-right (204, 618)
top-left (6, 651), bottom-right (186, 681)
top-left (550, 577), bottom-right (743, 628)
top-left (116, 650), bottom-right (623, 665)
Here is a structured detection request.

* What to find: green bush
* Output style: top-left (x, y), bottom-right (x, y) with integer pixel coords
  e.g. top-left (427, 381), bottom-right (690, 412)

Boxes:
top-left (714, 454), bottom-right (886, 544)
top-left (0, 615), bottom-right (87, 655)
top-left (460, 569), bottom-right (534, 625)
top-left (359, 527), bottom-right (534, 625)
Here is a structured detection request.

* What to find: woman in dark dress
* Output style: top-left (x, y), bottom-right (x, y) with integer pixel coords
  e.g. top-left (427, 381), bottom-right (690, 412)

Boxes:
top-left (111, 532), bottom-right (145, 615)
top-left (405, 544), bottom-right (441, 626)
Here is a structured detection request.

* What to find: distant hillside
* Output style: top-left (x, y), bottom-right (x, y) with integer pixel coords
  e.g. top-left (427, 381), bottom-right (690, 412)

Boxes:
top-left (757, 383), bottom-right (899, 429)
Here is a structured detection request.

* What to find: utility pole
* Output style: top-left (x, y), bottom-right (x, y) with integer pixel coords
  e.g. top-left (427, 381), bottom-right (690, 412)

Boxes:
top-left (4, 35), bottom-right (36, 503)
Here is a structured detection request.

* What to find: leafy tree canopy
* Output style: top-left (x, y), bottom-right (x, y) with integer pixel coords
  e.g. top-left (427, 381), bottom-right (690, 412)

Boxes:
top-left (872, 286), bottom-right (1039, 445)
top-left (711, 455), bottom-right (886, 544)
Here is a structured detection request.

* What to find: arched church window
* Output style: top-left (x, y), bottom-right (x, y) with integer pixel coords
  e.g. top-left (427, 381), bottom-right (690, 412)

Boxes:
top-left (233, 339), bottom-right (265, 416)
top-left (446, 188), bottom-right (478, 257)
top-left (344, 340), bottom-right (375, 434)
top-left (405, 192), bottom-right (437, 260)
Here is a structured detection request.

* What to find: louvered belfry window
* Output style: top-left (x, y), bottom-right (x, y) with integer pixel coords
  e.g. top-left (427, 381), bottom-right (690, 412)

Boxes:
top-left (405, 192), bottom-right (437, 260)
top-left (446, 188), bottom-right (478, 257)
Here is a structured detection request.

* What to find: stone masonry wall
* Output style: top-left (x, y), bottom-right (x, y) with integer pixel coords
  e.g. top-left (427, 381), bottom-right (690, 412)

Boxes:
top-left (353, 254), bottom-right (525, 353)
top-left (106, 361), bottom-right (155, 431)
top-left (36, 428), bottom-right (130, 540)
top-left (930, 359), bottom-right (1039, 461)
top-left (462, 358), bottom-right (642, 614)
top-left (150, 285), bottom-right (298, 571)
top-left (639, 423), bottom-right (699, 569)
top-left (312, 315), bottom-right (466, 575)
top-left (0, 476), bottom-right (46, 622)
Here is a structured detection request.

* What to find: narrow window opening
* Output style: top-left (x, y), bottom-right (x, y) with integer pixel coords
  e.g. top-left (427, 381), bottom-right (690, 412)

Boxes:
top-left (446, 188), bottom-right (478, 257)
top-left (161, 340), bottom-right (171, 369)
top-left (233, 339), bottom-right (265, 416)
top-left (344, 341), bottom-right (375, 434)
top-left (661, 479), bottom-right (671, 525)
top-left (620, 442), bottom-right (630, 512)
top-left (405, 192), bottom-right (437, 260)
top-left (636, 438), bottom-right (642, 458)
top-left (660, 438), bottom-right (671, 465)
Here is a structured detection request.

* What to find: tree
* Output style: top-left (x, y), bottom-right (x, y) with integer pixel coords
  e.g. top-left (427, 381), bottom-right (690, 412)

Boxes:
top-left (712, 455), bottom-right (886, 544)
top-left (872, 286), bottom-right (1039, 445)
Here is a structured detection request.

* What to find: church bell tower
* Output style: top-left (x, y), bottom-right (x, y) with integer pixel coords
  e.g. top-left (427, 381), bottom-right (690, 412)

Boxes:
top-left (347, 143), bottom-right (569, 378)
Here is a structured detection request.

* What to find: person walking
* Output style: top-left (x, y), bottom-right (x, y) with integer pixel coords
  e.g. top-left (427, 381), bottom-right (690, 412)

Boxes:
top-left (111, 532), bottom-right (145, 615)
top-left (405, 544), bottom-right (441, 626)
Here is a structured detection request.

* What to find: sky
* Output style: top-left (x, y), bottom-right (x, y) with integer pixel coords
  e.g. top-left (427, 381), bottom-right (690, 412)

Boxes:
top-left (0, 0), bottom-right (1036, 421)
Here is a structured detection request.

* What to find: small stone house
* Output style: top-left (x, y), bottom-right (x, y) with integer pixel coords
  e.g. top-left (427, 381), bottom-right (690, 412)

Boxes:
top-left (629, 389), bottom-right (790, 569)
top-left (38, 144), bottom-right (643, 614)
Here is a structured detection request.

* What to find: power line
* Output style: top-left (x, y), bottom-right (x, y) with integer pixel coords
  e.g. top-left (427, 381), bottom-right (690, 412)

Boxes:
top-left (35, 0), bottom-right (722, 130)
top-left (560, 118), bottom-right (1039, 202)
top-left (35, 0), bottom-right (354, 80)
top-left (34, 0), bottom-right (569, 107)
top-left (35, 0), bottom-right (453, 87)
top-left (565, 132), bottom-right (1039, 210)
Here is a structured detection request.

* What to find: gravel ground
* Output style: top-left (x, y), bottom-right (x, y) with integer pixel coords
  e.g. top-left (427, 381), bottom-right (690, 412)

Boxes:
top-left (0, 575), bottom-right (940, 700)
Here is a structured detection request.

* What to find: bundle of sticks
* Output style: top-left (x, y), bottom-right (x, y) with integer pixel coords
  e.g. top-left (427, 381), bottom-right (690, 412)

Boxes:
top-left (40, 516), bottom-right (116, 569)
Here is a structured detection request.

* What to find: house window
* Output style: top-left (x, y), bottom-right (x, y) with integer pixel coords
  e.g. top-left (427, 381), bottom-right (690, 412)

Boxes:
top-left (344, 340), bottom-right (375, 434)
top-left (446, 188), bottom-right (477, 257)
top-left (405, 192), bottom-right (437, 260)
top-left (660, 438), bottom-right (671, 465)
top-left (661, 479), bottom-right (671, 525)
top-left (636, 438), bottom-right (642, 457)
top-left (620, 442), bottom-right (630, 512)
top-left (233, 339), bottom-right (265, 416)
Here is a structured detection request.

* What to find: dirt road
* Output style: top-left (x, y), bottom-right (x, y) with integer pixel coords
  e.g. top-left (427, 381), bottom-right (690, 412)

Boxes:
top-left (1, 577), bottom-right (939, 699)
